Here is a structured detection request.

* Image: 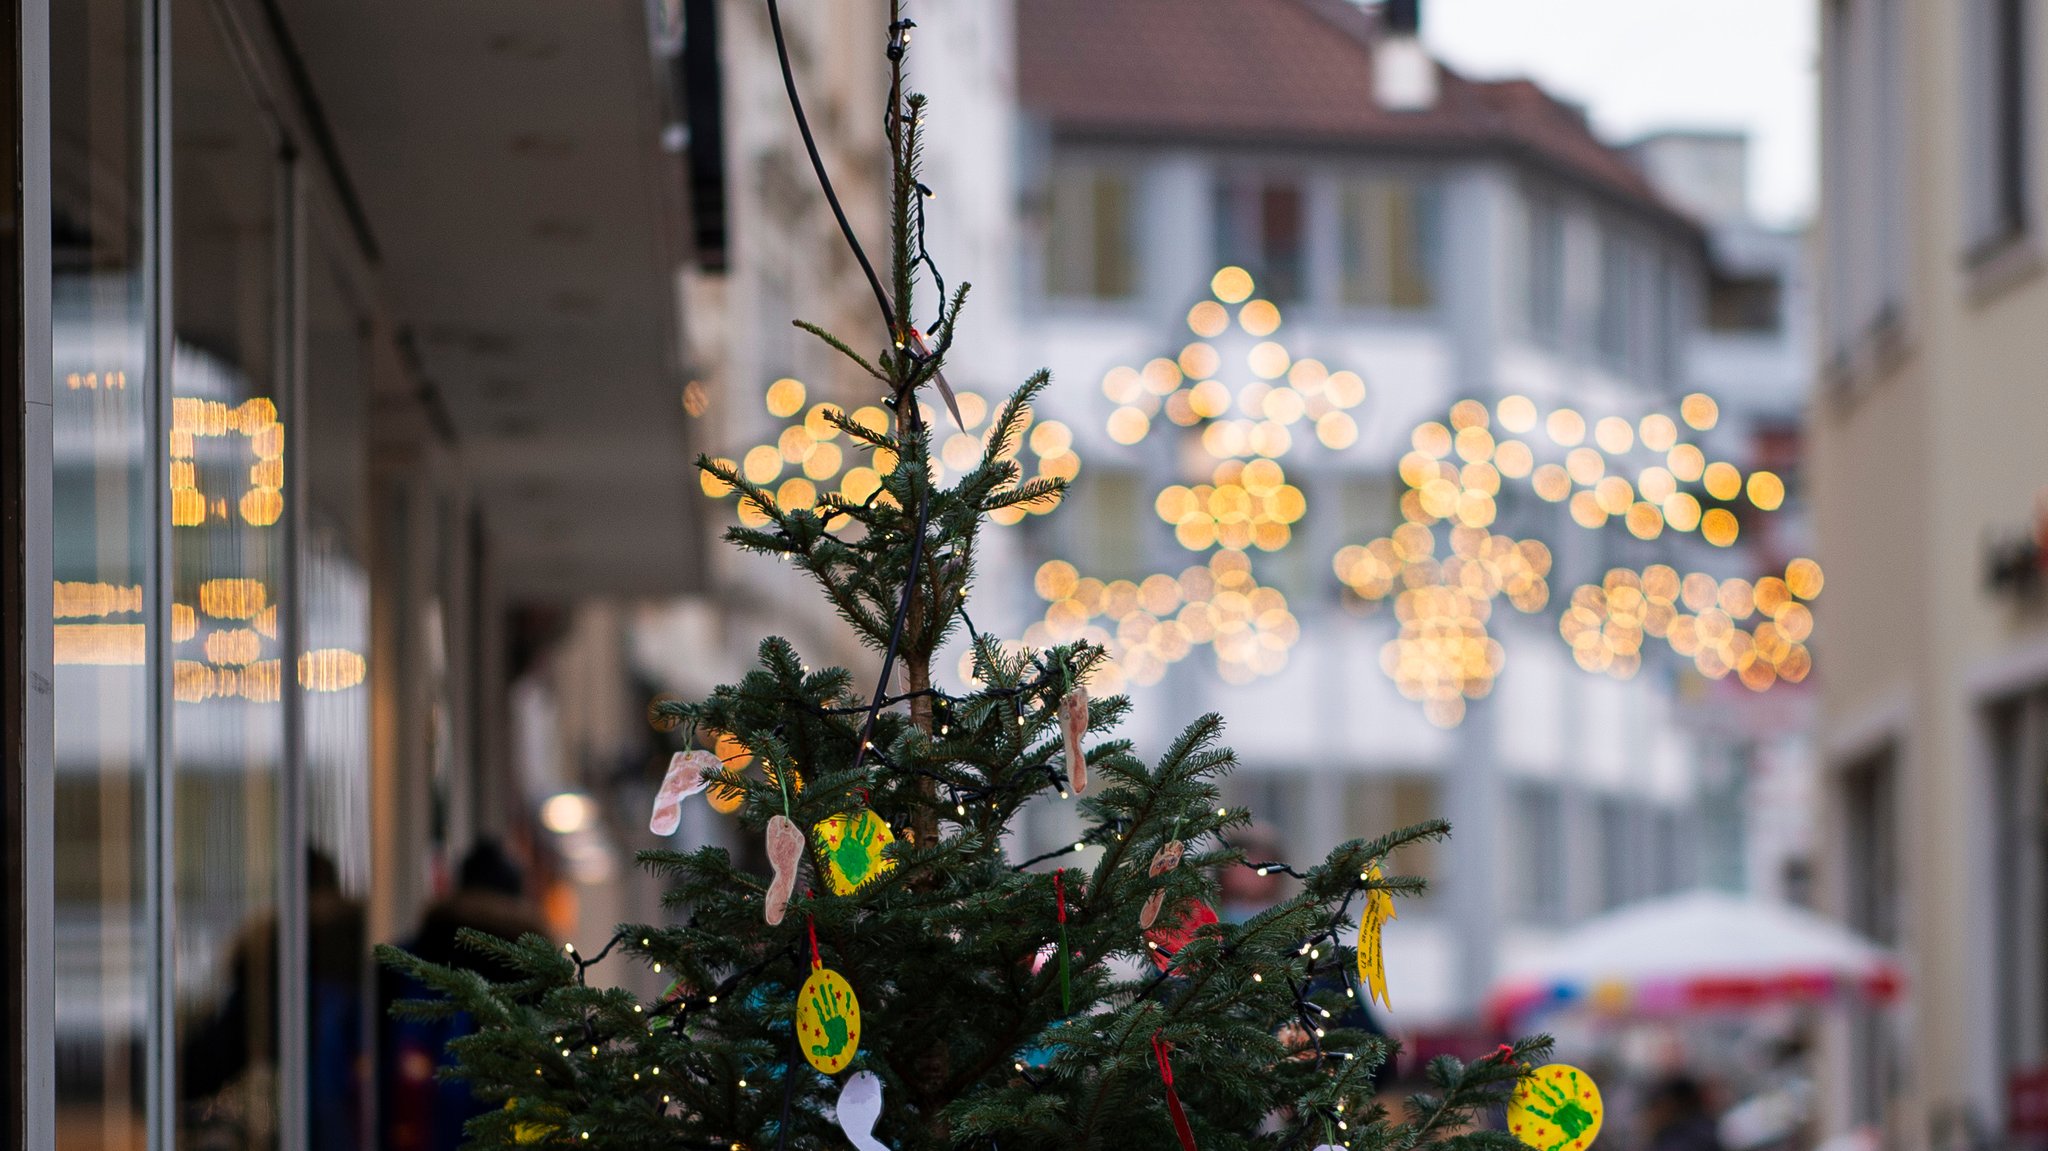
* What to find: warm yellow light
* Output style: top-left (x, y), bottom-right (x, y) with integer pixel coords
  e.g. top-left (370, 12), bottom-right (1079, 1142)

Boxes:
top-left (1680, 392), bottom-right (1719, 430)
top-left (742, 445), bottom-right (783, 485)
top-left (1702, 461), bottom-right (1742, 501)
top-left (54, 623), bottom-right (146, 665)
top-left (1639, 413), bottom-right (1678, 452)
top-left (777, 477), bottom-right (817, 509)
top-left (1546, 408), bottom-right (1586, 446)
top-left (1662, 491), bottom-right (1702, 532)
top-left (1412, 422), bottom-right (1453, 459)
top-left (700, 458), bottom-right (737, 496)
top-left (1188, 300), bottom-right (1230, 338)
top-left (778, 426), bottom-right (816, 465)
top-left (1532, 464), bottom-right (1572, 502)
top-left (1664, 443), bottom-right (1704, 483)
top-left (1594, 476), bottom-right (1635, 516)
top-left (1179, 342), bottom-right (1221, 380)
top-left (1566, 447), bottom-right (1606, 486)
top-left (1212, 266), bottom-right (1255, 304)
top-left (805, 440), bottom-right (847, 479)
top-left (1307, 411), bottom-right (1352, 450)
top-left (1701, 508), bottom-right (1740, 547)
top-left (1625, 502), bottom-right (1665, 540)
top-left (1594, 416), bottom-right (1635, 454)
top-left (839, 466), bottom-right (881, 504)
top-left (1746, 470), bottom-right (1785, 511)
top-left (1106, 406), bottom-right (1150, 445)
top-left (1495, 440), bottom-right (1533, 478)
top-left (1496, 395), bottom-right (1538, 433)
top-left (198, 578), bottom-right (267, 621)
top-left (765, 377), bottom-right (806, 418)
top-left (299, 647), bottom-right (367, 691)
top-left (1239, 299), bottom-right (1281, 337)
top-left (1570, 491), bottom-right (1607, 528)
top-left (1310, 370), bottom-right (1359, 410)
top-left (1454, 426), bottom-right (1496, 463)
top-left (1029, 420), bottom-right (1073, 458)
top-left (1288, 358), bottom-right (1329, 393)
top-left (1142, 358), bottom-right (1183, 395)
top-left (1247, 341), bottom-right (1291, 379)
top-left (1785, 557), bottom-right (1825, 599)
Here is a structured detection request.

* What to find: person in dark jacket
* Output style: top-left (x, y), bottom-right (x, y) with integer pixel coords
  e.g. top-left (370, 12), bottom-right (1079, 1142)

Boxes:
top-left (380, 840), bottom-right (551, 1150)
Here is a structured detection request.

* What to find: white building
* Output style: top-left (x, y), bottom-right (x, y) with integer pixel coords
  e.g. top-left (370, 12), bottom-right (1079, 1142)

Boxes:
top-left (986, 0), bottom-right (1763, 1029)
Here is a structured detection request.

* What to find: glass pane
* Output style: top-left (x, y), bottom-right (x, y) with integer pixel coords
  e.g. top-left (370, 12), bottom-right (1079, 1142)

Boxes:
top-left (302, 249), bottom-right (372, 1151)
top-left (50, 0), bottom-right (152, 1143)
top-left (170, 0), bottom-right (285, 1144)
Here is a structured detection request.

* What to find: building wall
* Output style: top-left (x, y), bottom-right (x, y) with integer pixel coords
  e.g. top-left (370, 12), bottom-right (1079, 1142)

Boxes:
top-left (1815, 0), bottom-right (2048, 1144)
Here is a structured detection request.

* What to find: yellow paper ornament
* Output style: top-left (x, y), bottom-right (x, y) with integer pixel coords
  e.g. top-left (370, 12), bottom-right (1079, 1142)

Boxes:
top-left (1509, 1063), bottom-right (1604, 1151)
top-left (816, 809), bottom-right (896, 895)
top-left (1356, 865), bottom-right (1396, 1008)
top-left (796, 966), bottom-right (862, 1074)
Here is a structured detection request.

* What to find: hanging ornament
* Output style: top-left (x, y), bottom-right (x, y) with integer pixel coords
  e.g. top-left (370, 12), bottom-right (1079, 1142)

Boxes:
top-left (816, 808), bottom-right (896, 895)
top-left (1508, 1064), bottom-right (1604, 1151)
top-left (502, 1099), bottom-right (560, 1145)
top-left (1059, 687), bottom-right (1089, 794)
top-left (764, 814), bottom-right (805, 925)
top-left (1137, 839), bottom-right (1186, 931)
top-left (797, 965), bottom-right (863, 1074)
top-left (1357, 865), bottom-right (1396, 1009)
top-left (834, 1070), bottom-right (888, 1151)
top-left (1144, 898), bottom-right (1218, 972)
top-left (649, 749), bottom-right (719, 835)
top-left (1150, 1032), bottom-right (1200, 1151)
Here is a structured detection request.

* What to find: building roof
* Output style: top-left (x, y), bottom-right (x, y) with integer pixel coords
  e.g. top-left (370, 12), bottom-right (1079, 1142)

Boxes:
top-left (1016, 0), bottom-right (1690, 229)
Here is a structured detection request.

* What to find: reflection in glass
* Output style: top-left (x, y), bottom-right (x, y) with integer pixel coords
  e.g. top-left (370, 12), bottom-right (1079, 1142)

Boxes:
top-left (302, 249), bottom-right (373, 1151)
top-left (50, 0), bottom-right (152, 1146)
top-left (170, 0), bottom-right (284, 1144)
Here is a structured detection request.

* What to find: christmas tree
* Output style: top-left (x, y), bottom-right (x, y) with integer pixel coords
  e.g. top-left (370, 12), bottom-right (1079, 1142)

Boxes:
top-left (379, 5), bottom-right (1551, 1148)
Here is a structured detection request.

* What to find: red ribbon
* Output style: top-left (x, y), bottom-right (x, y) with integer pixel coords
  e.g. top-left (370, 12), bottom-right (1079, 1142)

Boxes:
top-left (807, 913), bottom-right (822, 971)
top-left (1054, 871), bottom-right (1067, 923)
top-left (1151, 1031), bottom-right (1199, 1151)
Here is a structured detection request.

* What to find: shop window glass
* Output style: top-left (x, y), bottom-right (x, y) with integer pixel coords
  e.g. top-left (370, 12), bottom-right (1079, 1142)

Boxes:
top-left (301, 248), bottom-right (373, 1151)
top-left (50, 0), bottom-right (152, 1144)
top-left (170, 0), bottom-right (287, 1143)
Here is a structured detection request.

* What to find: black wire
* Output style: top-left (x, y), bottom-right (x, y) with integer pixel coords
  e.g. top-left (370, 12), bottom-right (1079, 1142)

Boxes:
top-left (764, 0), bottom-right (896, 338)
top-left (849, 489), bottom-right (934, 778)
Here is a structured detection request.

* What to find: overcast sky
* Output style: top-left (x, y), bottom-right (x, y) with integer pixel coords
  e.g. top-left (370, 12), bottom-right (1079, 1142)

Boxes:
top-left (1422, 0), bottom-right (1818, 226)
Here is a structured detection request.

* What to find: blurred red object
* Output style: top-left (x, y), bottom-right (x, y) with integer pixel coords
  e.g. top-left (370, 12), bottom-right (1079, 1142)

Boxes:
top-left (2010, 1066), bottom-right (2048, 1137)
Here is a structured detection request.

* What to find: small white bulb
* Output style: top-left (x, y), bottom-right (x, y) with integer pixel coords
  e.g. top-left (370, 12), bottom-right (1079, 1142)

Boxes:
top-left (738, 1078), bottom-right (748, 1088)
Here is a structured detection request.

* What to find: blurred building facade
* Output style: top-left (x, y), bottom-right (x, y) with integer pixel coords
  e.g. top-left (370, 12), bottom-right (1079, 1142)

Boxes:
top-left (972, 0), bottom-right (1818, 1030)
top-left (1814, 0), bottom-right (2048, 1148)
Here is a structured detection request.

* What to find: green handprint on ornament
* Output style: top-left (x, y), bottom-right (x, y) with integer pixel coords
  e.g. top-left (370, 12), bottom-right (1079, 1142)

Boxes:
top-left (1514, 1067), bottom-right (1603, 1151)
top-left (832, 815), bottom-right (878, 885)
top-left (820, 810), bottom-right (894, 894)
top-left (808, 984), bottom-right (850, 1059)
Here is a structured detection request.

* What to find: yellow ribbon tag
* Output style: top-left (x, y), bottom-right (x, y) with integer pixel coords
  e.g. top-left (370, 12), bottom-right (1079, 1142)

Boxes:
top-left (797, 966), bottom-right (862, 1074)
top-left (1509, 1064), bottom-right (1604, 1151)
top-left (1356, 865), bottom-right (1396, 1009)
top-left (816, 809), bottom-right (896, 895)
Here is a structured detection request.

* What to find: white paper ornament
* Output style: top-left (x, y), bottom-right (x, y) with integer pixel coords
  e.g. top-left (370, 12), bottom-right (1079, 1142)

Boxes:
top-left (1059, 687), bottom-right (1089, 794)
top-left (835, 1070), bottom-right (888, 1151)
top-left (649, 750), bottom-right (718, 835)
top-left (764, 814), bottom-right (804, 925)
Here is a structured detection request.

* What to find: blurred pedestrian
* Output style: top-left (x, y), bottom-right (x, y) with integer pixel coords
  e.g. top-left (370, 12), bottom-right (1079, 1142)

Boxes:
top-left (381, 840), bottom-right (551, 1150)
top-left (1647, 1074), bottom-right (1726, 1151)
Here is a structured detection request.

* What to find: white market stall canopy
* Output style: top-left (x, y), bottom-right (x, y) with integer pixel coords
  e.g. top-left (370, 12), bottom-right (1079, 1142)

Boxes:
top-left (1487, 890), bottom-right (1902, 1029)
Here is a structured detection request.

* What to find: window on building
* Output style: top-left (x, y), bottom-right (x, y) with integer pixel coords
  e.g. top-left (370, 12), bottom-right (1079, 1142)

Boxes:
top-left (1840, 749), bottom-right (1903, 1125)
top-left (1966, 0), bottom-right (2029, 251)
top-left (1992, 695), bottom-right (2048, 1133)
top-left (1824, 0), bottom-right (1907, 355)
top-left (1508, 783), bottom-right (1568, 921)
top-left (1345, 776), bottom-right (1442, 906)
top-left (1339, 177), bottom-right (1439, 310)
top-left (1526, 195), bottom-right (1566, 345)
top-left (1045, 164), bottom-right (1136, 300)
top-left (1707, 269), bottom-right (1782, 334)
top-left (1214, 175), bottom-right (1306, 303)
top-left (1078, 468), bottom-right (1144, 580)
top-left (1595, 231), bottom-right (1633, 370)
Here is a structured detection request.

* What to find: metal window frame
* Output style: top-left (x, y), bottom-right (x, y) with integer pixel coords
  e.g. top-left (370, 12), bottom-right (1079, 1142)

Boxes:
top-left (8, 0), bottom-right (53, 1144)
